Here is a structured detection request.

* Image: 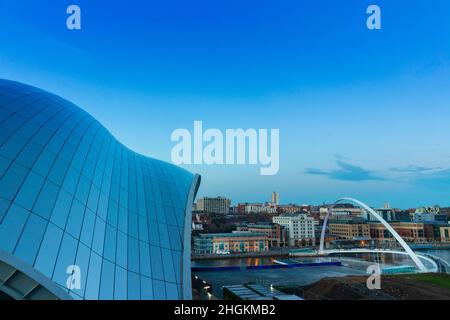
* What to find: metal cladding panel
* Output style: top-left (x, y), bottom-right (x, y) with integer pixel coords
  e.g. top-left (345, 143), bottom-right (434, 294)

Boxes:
top-left (0, 79), bottom-right (199, 300)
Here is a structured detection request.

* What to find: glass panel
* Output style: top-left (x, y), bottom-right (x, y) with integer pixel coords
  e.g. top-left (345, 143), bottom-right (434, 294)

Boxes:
top-left (65, 199), bottom-right (85, 239)
top-left (34, 223), bottom-right (63, 278)
top-left (165, 282), bottom-right (179, 300)
top-left (152, 280), bottom-right (166, 300)
top-left (114, 266), bottom-right (127, 300)
top-left (85, 252), bottom-right (102, 300)
top-left (52, 233), bottom-right (78, 288)
top-left (73, 243), bottom-right (91, 297)
top-left (0, 204), bottom-right (29, 252)
top-left (140, 276), bottom-right (153, 300)
top-left (99, 259), bottom-right (115, 300)
top-left (150, 245), bottom-right (164, 281)
top-left (50, 189), bottom-right (72, 229)
top-left (127, 237), bottom-right (139, 273)
top-left (139, 241), bottom-right (151, 278)
top-left (14, 213), bottom-right (47, 264)
top-left (116, 231), bottom-right (127, 269)
top-left (127, 272), bottom-right (140, 300)
top-left (0, 162), bottom-right (28, 200)
top-left (14, 171), bottom-right (45, 211)
top-left (92, 218), bottom-right (106, 255)
top-left (33, 179), bottom-right (60, 220)
top-left (103, 224), bottom-right (117, 262)
top-left (80, 209), bottom-right (96, 246)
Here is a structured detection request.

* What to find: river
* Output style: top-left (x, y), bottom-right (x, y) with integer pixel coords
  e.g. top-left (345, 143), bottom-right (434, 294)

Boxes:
top-left (192, 249), bottom-right (450, 299)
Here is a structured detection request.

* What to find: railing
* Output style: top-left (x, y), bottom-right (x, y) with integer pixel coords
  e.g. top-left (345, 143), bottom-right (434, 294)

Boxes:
top-left (421, 253), bottom-right (450, 274)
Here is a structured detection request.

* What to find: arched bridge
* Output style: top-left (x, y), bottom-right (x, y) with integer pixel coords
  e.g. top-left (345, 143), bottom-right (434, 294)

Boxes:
top-left (319, 198), bottom-right (428, 272)
top-left (322, 248), bottom-right (438, 273)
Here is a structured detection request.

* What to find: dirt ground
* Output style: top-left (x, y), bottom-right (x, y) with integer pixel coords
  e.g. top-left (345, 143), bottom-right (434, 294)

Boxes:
top-left (278, 273), bottom-right (450, 300)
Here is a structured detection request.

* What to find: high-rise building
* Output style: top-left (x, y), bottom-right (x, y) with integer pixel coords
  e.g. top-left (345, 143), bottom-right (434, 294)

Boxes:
top-left (0, 80), bottom-right (200, 300)
top-left (196, 196), bottom-right (230, 215)
top-left (271, 191), bottom-right (279, 205)
top-left (273, 213), bottom-right (316, 246)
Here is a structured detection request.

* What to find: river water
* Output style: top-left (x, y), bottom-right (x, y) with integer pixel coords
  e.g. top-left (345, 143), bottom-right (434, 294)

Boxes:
top-left (192, 250), bottom-right (450, 299)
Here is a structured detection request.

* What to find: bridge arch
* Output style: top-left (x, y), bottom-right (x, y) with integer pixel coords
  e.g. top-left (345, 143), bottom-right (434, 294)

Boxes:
top-left (319, 197), bottom-right (427, 272)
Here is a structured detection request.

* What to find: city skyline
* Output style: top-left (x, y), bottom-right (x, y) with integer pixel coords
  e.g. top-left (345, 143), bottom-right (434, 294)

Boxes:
top-left (1, 1), bottom-right (450, 207)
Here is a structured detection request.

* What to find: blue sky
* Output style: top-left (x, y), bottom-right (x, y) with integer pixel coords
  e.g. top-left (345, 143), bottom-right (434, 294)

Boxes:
top-left (1, 0), bottom-right (450, 208)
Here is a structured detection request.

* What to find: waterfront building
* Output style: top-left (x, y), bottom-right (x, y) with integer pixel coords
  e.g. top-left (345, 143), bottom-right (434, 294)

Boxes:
top-left (328, 218), bottom-right (370, 240)
top-left (369, 222), bottom-right (426, 243)
top-left (423, 221), bottom-right (449, 241)
top-left (272, 213), bottom-right (316, 246)
top-left (196, 196), bottom-right (230, 215)
top-left (0, 80), bottom-right (200, 300)
top-left (440, 226), bottom-right (450, 242)
top-left (237, 222), bottom-right (284, 247)
top-left (193, 232), bottom-right (269, 255)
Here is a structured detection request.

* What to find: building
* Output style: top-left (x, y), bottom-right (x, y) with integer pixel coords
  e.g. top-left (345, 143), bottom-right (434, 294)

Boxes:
top-left (237, 222), bottom-right (284, 247)
top-left (193, 232), bottom-right (269, 255)
top-left (277, 204), bottom-right (307, 214)
top-left (196, 196), bottom-right (231, 215)
top-left (223, 284), bottom-right (302, 300)
top-left (328, 219), bottom-right (370, 240)
top-left (236, 203), bottom-right (277, 214)
top-left (246, 203), bottom-right (277, 214)
top-left (440, 226), bottom-right (450, 242)
top-left (271, 191), bottom-right (279, 205)
top-left (272, 213), bottom-right (316, 246)
top-left (412, 207), bottom-right (448, 223)
top-left (0, 80), bottom-right (200, 300)
top-left (369, 222), bottom-right (426, 243)
top-left (423, 222), bottom-right (449, 242)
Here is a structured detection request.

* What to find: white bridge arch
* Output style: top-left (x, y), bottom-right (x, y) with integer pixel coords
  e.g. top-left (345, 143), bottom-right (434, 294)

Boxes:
top-left (319, 198), bottom-right (427, 272)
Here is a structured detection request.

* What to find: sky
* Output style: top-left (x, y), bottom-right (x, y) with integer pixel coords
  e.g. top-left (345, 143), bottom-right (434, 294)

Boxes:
top-left (1, 0), bottom-right (450, 208)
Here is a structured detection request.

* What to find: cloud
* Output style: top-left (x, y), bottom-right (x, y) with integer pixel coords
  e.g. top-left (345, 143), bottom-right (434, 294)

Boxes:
top-left (389, 165), bottom-right (442, 173)
top-left (304, 158), bottom-right (384, 182)
top-left (415, 169), bottom-right (450, 188)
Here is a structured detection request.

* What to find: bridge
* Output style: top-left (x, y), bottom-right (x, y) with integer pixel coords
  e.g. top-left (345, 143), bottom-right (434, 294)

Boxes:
top-left (320, 248), bottom-right (439, 273)
top-left (318, 197), bottom-right (438, 273)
